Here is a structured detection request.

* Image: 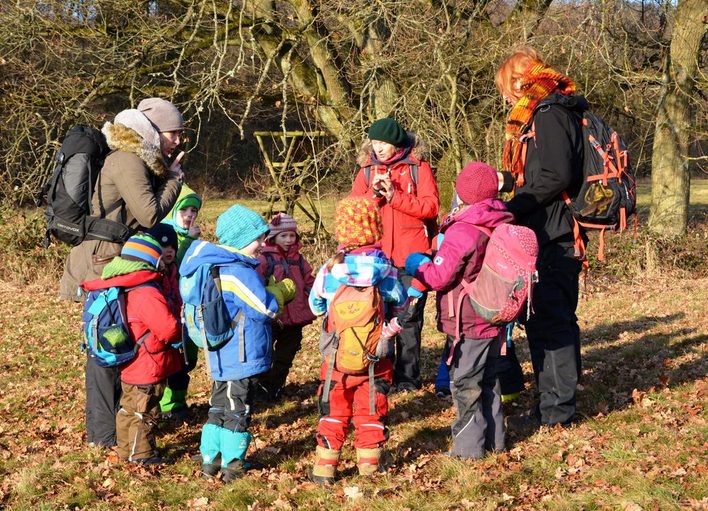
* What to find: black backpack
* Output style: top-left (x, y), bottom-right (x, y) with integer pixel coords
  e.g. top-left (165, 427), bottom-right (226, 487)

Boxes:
top-left (526, 95), bottom-right (637, 262)
top-left (43, 125), bottom-right (131, 247)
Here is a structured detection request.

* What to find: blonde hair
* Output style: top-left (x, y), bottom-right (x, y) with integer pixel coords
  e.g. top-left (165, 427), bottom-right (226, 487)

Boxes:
top-left (495, 47), bottom-right (543, 102)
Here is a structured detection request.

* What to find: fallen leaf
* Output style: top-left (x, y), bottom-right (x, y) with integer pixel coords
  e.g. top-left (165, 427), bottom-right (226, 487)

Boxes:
top-left (343, 485), bottom-right (363, 500)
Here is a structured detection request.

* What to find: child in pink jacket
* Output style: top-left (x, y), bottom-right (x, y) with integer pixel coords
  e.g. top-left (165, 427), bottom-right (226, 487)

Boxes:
top-left (256, 213), bottom-right (316, 400)
top-left (405, 162), bottom-right (514, 459)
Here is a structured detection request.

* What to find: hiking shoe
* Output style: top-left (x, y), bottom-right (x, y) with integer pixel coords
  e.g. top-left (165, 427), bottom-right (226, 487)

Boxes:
top-left (200, 453), bottom-right (222, 479)
top-left (435, 387), bottom-right (452, 398)
top-left (130, 456), bottom-right (171, 466)
top-left (309, 470), bottom-right (335, 485)
top-left (221, 460), bottom-right (246, 483)
top-left (162, 407), bottom-right (189, 423)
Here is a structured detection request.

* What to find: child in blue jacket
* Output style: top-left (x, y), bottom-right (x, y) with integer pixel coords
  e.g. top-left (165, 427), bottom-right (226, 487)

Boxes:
top-left (181, 204), bottom-right (295, 482)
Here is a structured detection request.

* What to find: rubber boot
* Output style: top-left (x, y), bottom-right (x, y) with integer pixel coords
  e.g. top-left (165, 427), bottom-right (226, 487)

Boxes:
top-left (310, 446), bottom-right (340, 484)
top-left (160, 385), bottom-right (188, 413)
top-left (199, 423), bottom-right (222, 479)
top-left (356, 447), bottom-right (382, 476)
top-left (220, 429), bottom-right (251, 483)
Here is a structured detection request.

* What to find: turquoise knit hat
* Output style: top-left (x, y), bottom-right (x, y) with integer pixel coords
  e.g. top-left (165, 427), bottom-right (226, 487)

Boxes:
top-left (216, 204), bottom-right (269, 249)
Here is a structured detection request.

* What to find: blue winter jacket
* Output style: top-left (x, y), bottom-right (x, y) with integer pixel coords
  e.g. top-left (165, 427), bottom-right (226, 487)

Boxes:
top-left (180, 240), bottom-right (279, 381)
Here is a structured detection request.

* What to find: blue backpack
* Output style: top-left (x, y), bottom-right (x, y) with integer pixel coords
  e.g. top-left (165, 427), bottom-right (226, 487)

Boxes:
top-left (81, 284), bottom-right (153, 367)
top-left (180, 264), bottom-right (235, 351)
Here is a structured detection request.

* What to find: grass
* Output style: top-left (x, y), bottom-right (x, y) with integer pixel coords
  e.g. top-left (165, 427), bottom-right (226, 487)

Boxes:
top-left (0, 181), bottom-right (706, 509)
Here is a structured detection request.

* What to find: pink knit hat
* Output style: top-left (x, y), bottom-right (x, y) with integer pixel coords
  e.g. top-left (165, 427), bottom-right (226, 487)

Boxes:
top-left (455, 161), bottom-right (500, 205)
top-left (266, 213), bottom-right (298, 240)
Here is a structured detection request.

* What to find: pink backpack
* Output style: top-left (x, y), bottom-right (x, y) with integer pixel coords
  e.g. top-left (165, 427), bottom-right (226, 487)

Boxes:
top-left (458, 223), bottom-right (539, 329)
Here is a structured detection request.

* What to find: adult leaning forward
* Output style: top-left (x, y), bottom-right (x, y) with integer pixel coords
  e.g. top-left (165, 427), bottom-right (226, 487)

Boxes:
top-left (60, 98), bottom-right (186, 448)
top-left (351, 118), bottom-right (439, 391)
top-left (496, 47), bottom-right (585, 426)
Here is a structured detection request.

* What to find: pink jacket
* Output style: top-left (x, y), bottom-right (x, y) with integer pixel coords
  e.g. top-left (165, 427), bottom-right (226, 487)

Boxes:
top-left (257, 242), bottom-right (316, 327)
top-left (414, 199), bottom-right (514, 340)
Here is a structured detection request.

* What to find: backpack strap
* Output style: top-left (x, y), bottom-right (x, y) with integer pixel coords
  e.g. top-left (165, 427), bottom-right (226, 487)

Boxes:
top-left (321, 328), bottom-right (338, 407)
top-left (364, 163), bottom-right (419, 186)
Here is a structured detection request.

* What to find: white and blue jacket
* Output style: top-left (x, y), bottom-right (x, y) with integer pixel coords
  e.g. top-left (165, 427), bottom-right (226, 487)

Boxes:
top-left (181, 240), bottom-right (279, 381)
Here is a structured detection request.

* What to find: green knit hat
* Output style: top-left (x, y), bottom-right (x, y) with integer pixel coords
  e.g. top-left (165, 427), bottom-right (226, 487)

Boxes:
top-left (367, 118), bottom-right (408, 147)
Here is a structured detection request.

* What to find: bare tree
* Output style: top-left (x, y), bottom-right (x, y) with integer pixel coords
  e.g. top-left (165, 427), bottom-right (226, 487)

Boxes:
top-left (648, 0), bottom-right (707, 235)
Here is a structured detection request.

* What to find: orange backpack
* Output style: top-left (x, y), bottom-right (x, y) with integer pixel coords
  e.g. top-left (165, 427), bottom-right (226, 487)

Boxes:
top-left (326, 284), bottom-right (384, 374)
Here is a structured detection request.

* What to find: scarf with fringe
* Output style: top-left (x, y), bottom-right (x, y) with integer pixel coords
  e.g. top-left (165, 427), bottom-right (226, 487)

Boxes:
top-left (502, 63), bottom-right (576, 180)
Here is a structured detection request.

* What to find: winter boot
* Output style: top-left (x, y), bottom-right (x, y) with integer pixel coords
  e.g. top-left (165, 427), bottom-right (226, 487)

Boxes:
top-left (220, 429), bottom-right (251, 483)
top-left (199, 424), bottom-right (223, 479)
top-left (356, 447), bottom-right (382, 476)
top-left (309, 446), bottom-right (340, 484)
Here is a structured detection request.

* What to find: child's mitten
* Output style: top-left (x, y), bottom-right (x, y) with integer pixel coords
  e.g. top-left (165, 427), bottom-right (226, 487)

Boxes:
top-left (404, 252), bottom-right (432, 276)
top-left (266, 276), bottom-right (297, 313)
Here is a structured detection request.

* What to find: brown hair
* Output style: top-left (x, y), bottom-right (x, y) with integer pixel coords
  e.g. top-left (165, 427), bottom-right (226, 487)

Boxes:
top-left (495, 47), bottom-right (543, 102)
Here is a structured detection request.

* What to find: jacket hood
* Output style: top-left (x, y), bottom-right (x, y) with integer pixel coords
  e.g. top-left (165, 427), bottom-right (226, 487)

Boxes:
top-left (165, 184), bottom-right (202, 233)
top-left (356, 131), bottom-right (429, 167)
top-left (102, 114), bottom-right (168, 178)
top-left (328, 248), bottom-right (394, 287)
top-left (81, 269), bottom-right (161, 292)
top-left (443, 198), bottom-right (515, 232)
top-left (180, 240), bottom-right (258, 276)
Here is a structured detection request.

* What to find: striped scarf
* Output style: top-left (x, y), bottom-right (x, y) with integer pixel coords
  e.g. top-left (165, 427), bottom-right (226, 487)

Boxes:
top-left (502, 63), bottom-right (576, 182)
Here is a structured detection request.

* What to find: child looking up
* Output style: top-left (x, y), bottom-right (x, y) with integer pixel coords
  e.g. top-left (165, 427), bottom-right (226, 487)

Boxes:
top-left (308, 196), bottom-right (406, 484)
top-left (81, 233), bottom-right (183, 465)
top-left (405, 162), bottom-right (515, 459)
top-left (256, 213), bottom-right (316, 400)
top-left (181, 204), bottom-right (295, 482)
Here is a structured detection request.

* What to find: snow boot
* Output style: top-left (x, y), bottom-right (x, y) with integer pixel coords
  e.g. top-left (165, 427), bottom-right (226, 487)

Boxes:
top-left (309, 446), bottom-right (340, 484)
top-left (356, 447), bottom-right (382, 476)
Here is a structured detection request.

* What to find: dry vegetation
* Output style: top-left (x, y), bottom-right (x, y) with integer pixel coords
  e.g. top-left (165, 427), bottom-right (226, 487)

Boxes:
top-left (0, 184), bottom-right (706, 510)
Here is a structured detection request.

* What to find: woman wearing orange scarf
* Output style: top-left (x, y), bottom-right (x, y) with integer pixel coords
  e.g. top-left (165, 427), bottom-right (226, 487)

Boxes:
top-left (496, 47), bottom-right (586, 427)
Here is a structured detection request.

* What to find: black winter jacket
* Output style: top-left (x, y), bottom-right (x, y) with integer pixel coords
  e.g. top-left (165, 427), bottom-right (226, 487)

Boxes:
top-left (505, 93), bottom-right (586, 247)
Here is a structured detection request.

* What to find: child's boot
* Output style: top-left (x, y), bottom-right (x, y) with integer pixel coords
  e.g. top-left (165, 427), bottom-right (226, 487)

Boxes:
top-left (219, 429), bottom-right (251, 483)
top-left (356, 447), bottom-right (382, 476)
top-left (199, 424), bottom-right (222, 479)
top-left (310, 446), bottom-right (340, 484)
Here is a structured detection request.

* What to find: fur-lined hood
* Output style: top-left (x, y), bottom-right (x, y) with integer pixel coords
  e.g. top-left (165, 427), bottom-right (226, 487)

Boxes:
top-left (101, 110), bottom-right (168, 178)
top-left (356, 132), bottom-right (429, 167)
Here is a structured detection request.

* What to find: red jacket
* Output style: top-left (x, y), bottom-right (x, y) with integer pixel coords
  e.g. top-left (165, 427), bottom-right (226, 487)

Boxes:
top-left (351, 139), bottom-right (439, 267)
top-left (82, 270), bottom-right (183, 385)
top-left (257, 242), bottom-right (316, 327)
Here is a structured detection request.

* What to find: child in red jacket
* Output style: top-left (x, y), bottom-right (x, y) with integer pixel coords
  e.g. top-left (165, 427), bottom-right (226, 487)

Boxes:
top-left (256, 213), bottom-right (316, 400)
top-left (81, 233), bottom-right (183, 465)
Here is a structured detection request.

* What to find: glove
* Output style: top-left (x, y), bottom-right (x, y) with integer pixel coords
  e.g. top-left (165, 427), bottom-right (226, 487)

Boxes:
top-left (404, 252), bottom-right (432, 276)
top-left (407, 286), bottom-right (424, 299)
top-left (266, 277), bottom-right (297, 313)
top-left (380, 318), bottom-right (402, 339)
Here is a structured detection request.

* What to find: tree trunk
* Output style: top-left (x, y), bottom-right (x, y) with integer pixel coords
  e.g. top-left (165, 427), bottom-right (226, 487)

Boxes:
top-left (648, 0), bottom-right (706, 235)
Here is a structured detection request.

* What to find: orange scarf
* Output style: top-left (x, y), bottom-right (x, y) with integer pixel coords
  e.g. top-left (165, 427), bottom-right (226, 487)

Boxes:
top-left (502, 63), bottom-right (576, 181)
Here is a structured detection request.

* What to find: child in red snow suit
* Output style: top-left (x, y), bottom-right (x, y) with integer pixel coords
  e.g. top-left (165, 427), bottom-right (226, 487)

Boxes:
top-left (256, 213), bottom-right (316, 400)
top-left (406, 162), bottom-right (516, 459)
top-left (81, 233), bottom-right (183, 465)
top-left (308, 197), bottom-right (407, 483)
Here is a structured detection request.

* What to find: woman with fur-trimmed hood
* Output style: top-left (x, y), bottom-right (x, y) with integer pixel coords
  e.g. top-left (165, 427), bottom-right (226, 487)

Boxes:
top-left (351, 117), bottom-right (439, 393)
top-left (60, 98), bottom-right (186, 449)
top-left (60, 99), bottom-right (185, 301)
